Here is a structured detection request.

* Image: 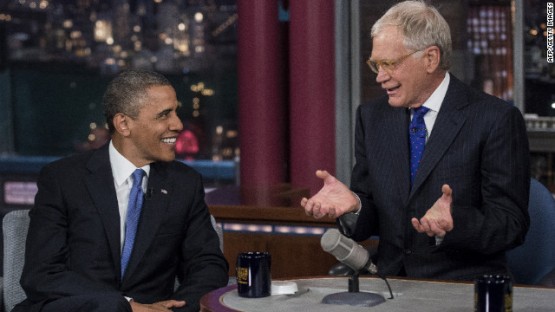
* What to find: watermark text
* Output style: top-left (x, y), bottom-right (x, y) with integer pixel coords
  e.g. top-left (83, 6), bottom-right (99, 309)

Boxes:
top-left (548, 2), bottom-right (554, 63)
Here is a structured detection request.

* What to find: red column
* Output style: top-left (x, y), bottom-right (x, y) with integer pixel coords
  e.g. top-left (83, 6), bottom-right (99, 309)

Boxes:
top-left (237, 0), bottom-right (287, 203)
top-left (289, 0), bottom-right (335, 195)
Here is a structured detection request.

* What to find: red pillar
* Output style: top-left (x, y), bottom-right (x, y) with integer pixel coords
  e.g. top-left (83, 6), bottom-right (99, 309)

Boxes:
top-left (237, 0), bottom-right (287, 203)
top-left (289, 0), bottom-right (335, 195)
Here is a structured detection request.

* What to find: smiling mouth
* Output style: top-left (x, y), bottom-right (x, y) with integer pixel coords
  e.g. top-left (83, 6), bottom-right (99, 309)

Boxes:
top-left (161, 137), bottom-right (177, 144)
top-left (386, 85), bottom-right (400, 93)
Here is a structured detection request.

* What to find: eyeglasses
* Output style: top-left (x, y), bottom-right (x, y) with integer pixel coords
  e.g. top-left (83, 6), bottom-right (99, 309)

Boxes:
top-left (366, 50), bottom-right (422, 74)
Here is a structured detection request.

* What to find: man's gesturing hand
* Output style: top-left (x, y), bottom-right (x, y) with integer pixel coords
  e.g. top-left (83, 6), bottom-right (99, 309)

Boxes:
top-left (300, 170), bottom-right (359, 219)
top-left (411, 184), bottom-right (454, 238)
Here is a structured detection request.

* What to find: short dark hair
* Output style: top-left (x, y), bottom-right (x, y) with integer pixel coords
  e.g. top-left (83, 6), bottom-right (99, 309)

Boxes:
top-left (103, 69), bottom-right (172, 133)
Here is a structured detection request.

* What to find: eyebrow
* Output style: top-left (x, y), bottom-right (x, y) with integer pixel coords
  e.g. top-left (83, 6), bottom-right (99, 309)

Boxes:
top-left (369, 56), bottom-right (396, 62)
top-left (155, 108), bottom-right (173, 119)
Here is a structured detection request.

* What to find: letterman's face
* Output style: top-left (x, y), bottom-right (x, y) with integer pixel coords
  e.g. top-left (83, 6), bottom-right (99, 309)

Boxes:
top-left (370, 26), bottom-right (430, 109)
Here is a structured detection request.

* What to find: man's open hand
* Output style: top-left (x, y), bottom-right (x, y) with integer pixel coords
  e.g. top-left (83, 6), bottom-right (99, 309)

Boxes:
top-left (300, 170), bottom-right (359, 219)
top-left (411, 184), bottom-right (454, 238)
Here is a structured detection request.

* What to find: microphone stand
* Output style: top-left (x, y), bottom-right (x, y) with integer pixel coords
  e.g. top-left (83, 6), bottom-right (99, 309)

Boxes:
top-left (321, 271), bottom-right (387, 307)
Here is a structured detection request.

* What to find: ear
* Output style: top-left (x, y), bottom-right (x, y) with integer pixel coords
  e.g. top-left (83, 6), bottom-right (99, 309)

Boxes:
top-left (424, 46), bottom-right (441, 73)
top-left (113, 113), bottom-right (131, 137)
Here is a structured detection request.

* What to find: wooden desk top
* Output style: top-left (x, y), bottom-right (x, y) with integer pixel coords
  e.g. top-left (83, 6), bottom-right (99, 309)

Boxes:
top-left (201, 277), bottom-right (555, 312)
top-left (208, 204), bottom-right (336, 226)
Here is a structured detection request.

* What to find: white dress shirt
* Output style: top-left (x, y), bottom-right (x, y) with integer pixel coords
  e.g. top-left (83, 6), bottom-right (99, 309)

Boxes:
top-left (411, 72), bottom-right (450, 140)
top-left (108, 141), bottom-right (150, 252)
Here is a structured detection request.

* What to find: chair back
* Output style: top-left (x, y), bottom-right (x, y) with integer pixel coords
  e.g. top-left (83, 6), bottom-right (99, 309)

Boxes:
top-left (2, 209), bottom-right (30, 312)
top-left (506, 179), bottom-right (555, 285)
top-left (211, 215), bottom-right (224, 252)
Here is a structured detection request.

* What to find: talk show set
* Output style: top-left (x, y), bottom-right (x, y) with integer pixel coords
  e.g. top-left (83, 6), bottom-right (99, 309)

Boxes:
top-left (1, 0), bottom-right (555, 311)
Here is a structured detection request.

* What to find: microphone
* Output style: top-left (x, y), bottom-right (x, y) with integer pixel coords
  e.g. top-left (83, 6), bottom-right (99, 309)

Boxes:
top-left (321, 228), bottom-right (377, 275)
top-left (319, 228), bottom-right (388, 307)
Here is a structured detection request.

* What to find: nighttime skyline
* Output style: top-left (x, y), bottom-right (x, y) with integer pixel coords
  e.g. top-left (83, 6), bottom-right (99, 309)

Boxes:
top-left (1, 0), bottom-right (237, 74)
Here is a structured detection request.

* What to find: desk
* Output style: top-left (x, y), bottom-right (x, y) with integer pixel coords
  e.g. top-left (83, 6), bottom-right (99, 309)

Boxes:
top-left (200, 277), bottom-right (555, 311)
top-left (208, 204), bottom-right (342, 278)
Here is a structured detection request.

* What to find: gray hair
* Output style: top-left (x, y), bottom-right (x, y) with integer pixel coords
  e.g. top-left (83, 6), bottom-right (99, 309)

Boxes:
top-left (103, 69), bottom-right (172, 133)
top-left (371, 0), bottom-right (452, 70)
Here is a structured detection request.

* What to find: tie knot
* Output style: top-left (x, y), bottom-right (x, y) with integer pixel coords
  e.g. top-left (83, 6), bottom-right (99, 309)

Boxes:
top-left (132, 169), bottom-right (145, 187)
top-left (413, 106), bottom-right (430, 118)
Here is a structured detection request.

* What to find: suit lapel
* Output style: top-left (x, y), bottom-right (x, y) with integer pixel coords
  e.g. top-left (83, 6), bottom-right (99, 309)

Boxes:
top-left (410, 77), bottom-right (468, 197)
top-left (123, 162), bottom-right (171, 281)
top-left (383, 106), bottom-right (411, 202)
top-left (84, 146), bottom-right (122, 276)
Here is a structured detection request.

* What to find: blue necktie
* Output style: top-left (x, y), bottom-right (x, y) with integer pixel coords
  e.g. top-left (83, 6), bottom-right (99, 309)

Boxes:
top-left (121, 169), bottom-right (145, 278)
top-left (409, 106), bottom-right (429, 185)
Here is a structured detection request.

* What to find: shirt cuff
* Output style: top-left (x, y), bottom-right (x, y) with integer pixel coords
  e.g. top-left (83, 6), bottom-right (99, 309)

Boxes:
top-left (435, 236), bottom-right (444, 246)
top-left (352, 192), bottom-right (362, 215)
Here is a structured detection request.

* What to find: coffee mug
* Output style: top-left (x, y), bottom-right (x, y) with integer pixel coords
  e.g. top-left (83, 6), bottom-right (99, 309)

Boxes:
top-left (236, 251), bottom-right (272, 298)
top-left (474, 274), bottom-right (512, 312)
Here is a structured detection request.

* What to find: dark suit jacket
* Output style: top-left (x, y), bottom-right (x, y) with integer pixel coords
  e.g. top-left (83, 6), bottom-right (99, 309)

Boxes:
top-left (14, 144), bottom-right (229, 312)
top-left (343, 75), bottom-right (530, 281)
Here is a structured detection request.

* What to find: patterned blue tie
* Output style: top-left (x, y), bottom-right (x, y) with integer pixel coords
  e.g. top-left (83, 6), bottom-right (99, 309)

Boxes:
top-left (409, 106), bottom-right (430, 185)
top-left (121, 169), bottom-right (145, 278)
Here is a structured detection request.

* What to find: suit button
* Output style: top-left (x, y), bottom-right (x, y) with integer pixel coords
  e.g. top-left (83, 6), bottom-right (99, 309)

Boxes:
top-left (404, 249), bottom-right (412, 255)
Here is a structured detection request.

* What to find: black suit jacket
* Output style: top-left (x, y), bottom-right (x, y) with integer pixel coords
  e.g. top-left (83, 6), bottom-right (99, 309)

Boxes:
top-left (14, 144), bottom-right (228, 312)
top-left (343, 75), bottom-right (530, 280)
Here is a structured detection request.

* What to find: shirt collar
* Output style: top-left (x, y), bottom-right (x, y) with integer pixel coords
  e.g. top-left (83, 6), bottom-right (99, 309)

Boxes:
top-left (421, 72), bottom-right (450, 113)
top-left (109, 140), bottom-right (150, 187)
